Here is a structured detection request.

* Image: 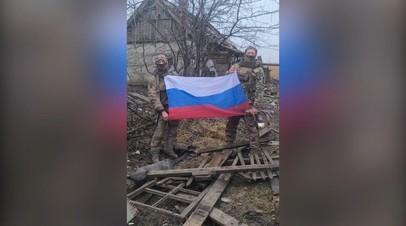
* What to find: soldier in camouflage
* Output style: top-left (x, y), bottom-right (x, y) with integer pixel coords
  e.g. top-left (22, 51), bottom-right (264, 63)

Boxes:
top-left (226, 46), bottom-right (265, 154)
top-left (147, 54), bottom-right (179, 163)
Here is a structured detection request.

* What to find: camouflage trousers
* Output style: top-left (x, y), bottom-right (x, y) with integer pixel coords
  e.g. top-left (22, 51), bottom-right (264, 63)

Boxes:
top-left (225, 115), bottom-right (261, 152)
top-left (150, 114), bottom-right (179, 154)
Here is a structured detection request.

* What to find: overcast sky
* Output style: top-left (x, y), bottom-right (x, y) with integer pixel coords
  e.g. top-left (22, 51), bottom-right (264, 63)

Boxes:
top-left (259, 0), bottom-right (279, 64)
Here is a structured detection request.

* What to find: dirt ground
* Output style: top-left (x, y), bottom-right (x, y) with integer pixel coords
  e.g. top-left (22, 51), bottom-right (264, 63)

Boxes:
top-left (127, 81), bottom-right (279, 225)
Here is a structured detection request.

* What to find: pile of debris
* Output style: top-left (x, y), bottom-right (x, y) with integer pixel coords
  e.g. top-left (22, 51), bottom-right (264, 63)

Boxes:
top-left (127, 80), bottom-right (279, 225)
top-left (127, 143), bottom-right (279, 225)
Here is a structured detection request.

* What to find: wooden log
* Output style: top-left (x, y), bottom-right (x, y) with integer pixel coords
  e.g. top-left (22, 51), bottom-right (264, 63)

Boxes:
top-left (209, 207), bottom-right (249, 226)
top-left (147, 164), bottom-right (279, 178)
top-left (183, 174), bottom-right (230, 226)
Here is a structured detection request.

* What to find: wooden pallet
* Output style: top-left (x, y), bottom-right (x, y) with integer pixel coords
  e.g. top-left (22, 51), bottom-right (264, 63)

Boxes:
top-left (127, 177), bottom-right (210, 221)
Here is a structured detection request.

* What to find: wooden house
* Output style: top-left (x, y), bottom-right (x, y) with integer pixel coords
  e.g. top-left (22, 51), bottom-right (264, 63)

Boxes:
top-left (127, 0), bottom-right (243, 84)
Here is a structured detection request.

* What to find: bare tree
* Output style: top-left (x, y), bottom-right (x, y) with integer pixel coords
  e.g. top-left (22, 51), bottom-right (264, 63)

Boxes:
top-left (127, 0), bottom-right (279, 76)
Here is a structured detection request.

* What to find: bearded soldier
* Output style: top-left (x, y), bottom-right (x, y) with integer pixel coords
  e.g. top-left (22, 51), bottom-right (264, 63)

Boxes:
top-left (226, 46), bottom-right (265, 154)
top-left (147, 54), bottom-right (179, 163)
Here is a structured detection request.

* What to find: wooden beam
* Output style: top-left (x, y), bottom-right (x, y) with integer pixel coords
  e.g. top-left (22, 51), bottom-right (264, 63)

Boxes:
top-left (225, 156), bottom-right (239, 181)
top-left (259, 126), bottom-right (273, 137)
top-left (255, 154), bottom-right (267, 180)
top-left (152, 183), bottom-right (184, 207)
top-left (237, 150), bottom-right (250, 179)
top-left (261, 151), bottom-right (273, 179)
top-left (187, 157), bottom-right (208, 187)
top-left (209, 207), bottom-right (249, 226)
top-left (127, 179), bottom-right (157, 199)
top-left (157, 184), bottom-right (201, 196)
top-left (128, 200), bottom-right (185, 220)
top-left (180, 185), bottom-right (211, 219)
top-left (144, 188), bottom-right (195, 203)
top-left (147, 164), bottom-right (279, 178)
top-left (183, 174), bottom-right (230, 226)
top-left (225, 155), bottom-right (279, 164)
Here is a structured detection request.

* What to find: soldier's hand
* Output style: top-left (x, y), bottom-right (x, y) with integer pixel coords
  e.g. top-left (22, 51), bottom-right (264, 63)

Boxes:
top-left (161, 111), bottom-right (169, 121)
top-left (245, 108), bottom-right (258, 115)
top-left (227, 64), bottom-right (238, 74)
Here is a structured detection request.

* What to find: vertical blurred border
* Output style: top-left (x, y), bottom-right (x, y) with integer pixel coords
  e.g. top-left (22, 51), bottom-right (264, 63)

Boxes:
top-left (3, 0), bottom-right (127, 225)
top-left (280, 0), bottom-right (405, 226)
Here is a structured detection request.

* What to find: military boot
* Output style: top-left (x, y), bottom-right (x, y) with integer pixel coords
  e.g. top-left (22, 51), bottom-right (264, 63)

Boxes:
top-left (151, 149), bottom-right (160, 163)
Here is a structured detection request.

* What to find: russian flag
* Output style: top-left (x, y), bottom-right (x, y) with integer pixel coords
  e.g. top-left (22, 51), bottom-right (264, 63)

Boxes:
top-left (165, 72), bottom-right (251, 120)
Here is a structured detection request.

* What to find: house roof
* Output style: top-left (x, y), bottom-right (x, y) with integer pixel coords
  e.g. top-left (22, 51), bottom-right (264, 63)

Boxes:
top-left (127, 0), bottom-right (243, 55)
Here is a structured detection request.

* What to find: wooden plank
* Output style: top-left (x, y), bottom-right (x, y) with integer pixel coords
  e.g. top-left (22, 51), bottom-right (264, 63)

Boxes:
top-left (225, 156), bottom-right (239, 181)
top-left (255, 154), bottom-right (267, 180)
top-left (180, 185), bottom-right (211, 218)
top-left (147, 164), bottom-right (278, 177)
top-left (225, 155), bottom-right (279, 164)
top-left (207, 152), bottom-right (225, 167)
top-left (261, 151), bottom-right (273, 179)
top-left (135, 193), bottom-right (153, 204)
top-left (187, 157), bottom-right (208, 187)
top-left (264, 151), bottom-right (279, 177)
top-left (259, 126), bottom-right (273, 137)
top-left (237, 150), bottom-right (250, 179)
top-left (152, 183), bottom-right (185, 207)
top-left (157, 184), bottom-right (201, 196)
top-left (209, 207), bottom-right (249, 226)
top-left (156, 177), bottom-right (171, 185)
top-left (249, 154), bottom-right (257, 181)
top-left (218, 149), bottom-right (233, 167)
top-left (144, 188), bottom-right (194, 203)
top-left (127, 179), bottom-right (157, 199)
top-left (128, 200), bottom-right (185, 220)
top-left (183, 174), bottom-right (230, 226)
top-left (168, 177), bottom-right (189, 181)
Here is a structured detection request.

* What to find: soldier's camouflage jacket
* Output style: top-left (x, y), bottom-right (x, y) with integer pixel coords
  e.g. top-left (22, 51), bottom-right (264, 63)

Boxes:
top-left (235, 58), bottom-right (265, 109)
top-left (147, 68), bottom-right (178, 113)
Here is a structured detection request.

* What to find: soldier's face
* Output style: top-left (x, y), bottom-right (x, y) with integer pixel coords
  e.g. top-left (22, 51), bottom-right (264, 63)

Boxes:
top-left (245, 49), bottom-right (256, 58)
top-left (156, 59), bottom-right (167, 69)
